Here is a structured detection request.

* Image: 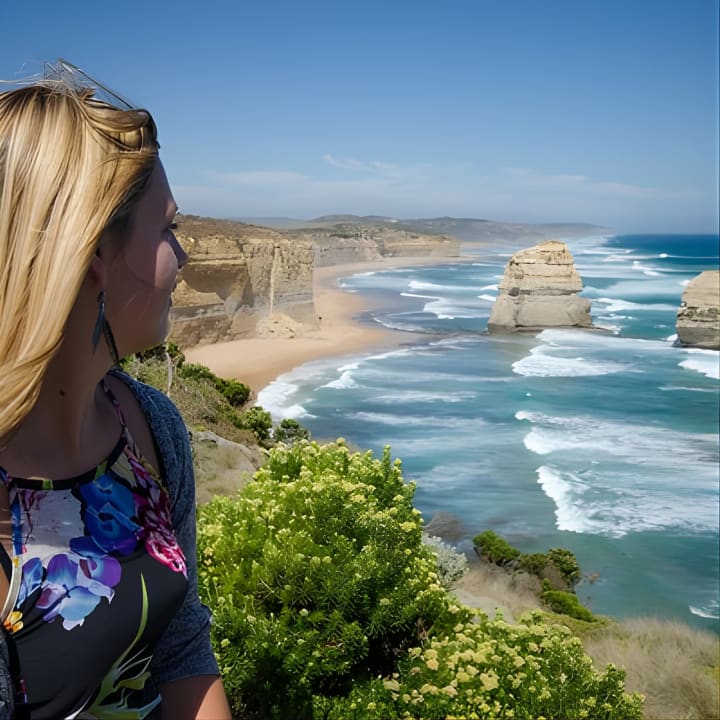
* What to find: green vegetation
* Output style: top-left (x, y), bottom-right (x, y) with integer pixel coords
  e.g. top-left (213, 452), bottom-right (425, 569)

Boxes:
top-left (472, 530), bottom-right (521, 566)
top-left (180, 362), bottom-right (251, 408)
top-left (541, 579), bottom-right (596, 622)
top-left (236, 406), bottom-right (273, 445)
top-left (121, 343), bottom-right (306, 447)
top-left (197, 440), bottom-right (643, 720)
top-left (473, 530), bottom-right (582, 595)
top-left (273, 418), bottom-right (311, 445)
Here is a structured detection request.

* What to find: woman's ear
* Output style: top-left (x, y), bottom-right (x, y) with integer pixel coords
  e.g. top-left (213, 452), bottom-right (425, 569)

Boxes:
top-left (87, 249), bottom-right (106, 289)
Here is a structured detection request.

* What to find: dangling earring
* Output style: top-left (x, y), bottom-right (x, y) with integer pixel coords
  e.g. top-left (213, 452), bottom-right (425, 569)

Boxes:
top-left (92, 290), bottom-right (120, 366)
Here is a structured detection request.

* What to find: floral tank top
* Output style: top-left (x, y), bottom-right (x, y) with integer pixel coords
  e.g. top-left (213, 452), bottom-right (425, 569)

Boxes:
top-left (0, 383), bottom-right (188, 719)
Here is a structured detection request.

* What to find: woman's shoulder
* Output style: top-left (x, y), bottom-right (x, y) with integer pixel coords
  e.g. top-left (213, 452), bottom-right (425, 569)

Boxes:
top-left (108, 368), bottom-right (185, 434)
top-left (105, 369), bottom-right (190, 482)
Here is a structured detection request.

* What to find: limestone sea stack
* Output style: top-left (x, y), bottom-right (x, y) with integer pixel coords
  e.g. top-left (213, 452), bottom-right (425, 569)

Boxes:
top-left (675, 270), bottom-right (720, 350)
top-left (488, 240), bottom-right (592, 332)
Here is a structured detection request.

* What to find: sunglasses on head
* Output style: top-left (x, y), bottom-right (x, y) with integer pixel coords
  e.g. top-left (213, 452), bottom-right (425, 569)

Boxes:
top-left (44, 58), bottom-right (136, 111)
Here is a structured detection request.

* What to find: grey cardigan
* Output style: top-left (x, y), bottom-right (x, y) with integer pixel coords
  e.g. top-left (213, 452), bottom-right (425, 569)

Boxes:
top-left (111, 370), bottom-right (220, 687)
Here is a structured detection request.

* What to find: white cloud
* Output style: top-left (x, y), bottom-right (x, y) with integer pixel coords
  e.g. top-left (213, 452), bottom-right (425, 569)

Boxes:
top-left (322, 154), bottom-right (432, 182)
top-left (173, 161), bottom-right (717, 233)
top-left (500, 167), bottom-right (662, 198)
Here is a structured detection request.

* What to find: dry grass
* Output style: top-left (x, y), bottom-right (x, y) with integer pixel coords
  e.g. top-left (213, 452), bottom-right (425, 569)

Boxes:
top-left (583, 617), bottom-right (720, 720)
top-left (451, 558), bottom-right (543, 621)
top-left (192, 437), bottom-right (262, 505)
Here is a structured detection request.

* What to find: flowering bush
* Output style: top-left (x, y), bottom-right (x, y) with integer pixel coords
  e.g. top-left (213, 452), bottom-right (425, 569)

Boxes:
top-left (197, 440), bottom-right (642, 720)
top-left (321, 612), bottom-right (643, 719)
top-left (197, 440), bottom-right (467, 718)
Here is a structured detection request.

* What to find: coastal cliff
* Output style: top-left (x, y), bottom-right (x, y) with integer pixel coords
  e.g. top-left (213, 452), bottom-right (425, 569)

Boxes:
top-left (170, 216), bottom-right (316, 347)
top-left (488, 240), bottom-right (592, 332)
top-left (676, 270), bottom-right (720, 350)
top-left (170, 215), bottom-right (460, 348)
top-left (289, 223), bottom-right (460, 267)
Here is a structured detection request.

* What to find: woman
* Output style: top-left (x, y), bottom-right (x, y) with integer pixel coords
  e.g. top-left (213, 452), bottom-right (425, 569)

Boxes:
top-left (0, 66), bottom-right (231, 718)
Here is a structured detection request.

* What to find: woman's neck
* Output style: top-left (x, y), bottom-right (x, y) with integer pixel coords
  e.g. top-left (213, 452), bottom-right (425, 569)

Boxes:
top-left (0, 316), bottom-right (119, 479)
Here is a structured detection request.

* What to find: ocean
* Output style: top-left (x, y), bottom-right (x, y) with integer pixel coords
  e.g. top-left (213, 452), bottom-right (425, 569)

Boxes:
top-left (258, 234), bottom-right (720, 633)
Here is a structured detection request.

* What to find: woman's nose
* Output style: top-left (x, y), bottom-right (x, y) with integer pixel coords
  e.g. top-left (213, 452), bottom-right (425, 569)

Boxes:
top-left (171, 234), bottom-right (188, 270)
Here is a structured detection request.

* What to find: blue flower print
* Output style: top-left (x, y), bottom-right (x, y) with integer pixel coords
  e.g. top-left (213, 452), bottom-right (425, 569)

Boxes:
top-left (18, 557), bottom-right (44, 605)
top-left (72, 472), bottom-right (141, 556)
top-left (36, 552), bottom-right (121, 630)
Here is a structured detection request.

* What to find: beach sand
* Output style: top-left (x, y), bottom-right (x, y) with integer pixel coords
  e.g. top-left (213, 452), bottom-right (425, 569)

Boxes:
top-left (184, 255), bottom-right (468, 394)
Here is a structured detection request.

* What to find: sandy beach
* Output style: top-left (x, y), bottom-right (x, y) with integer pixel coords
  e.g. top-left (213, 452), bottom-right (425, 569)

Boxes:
top-left (184, 255), bottom-right (469, 394)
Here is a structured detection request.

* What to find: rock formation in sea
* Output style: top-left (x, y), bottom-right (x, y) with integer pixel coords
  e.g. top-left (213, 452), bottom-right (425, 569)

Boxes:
top-left (487, 240), bottom-right (592, 332)
top-left (675, 270), bottom-right (720, 350)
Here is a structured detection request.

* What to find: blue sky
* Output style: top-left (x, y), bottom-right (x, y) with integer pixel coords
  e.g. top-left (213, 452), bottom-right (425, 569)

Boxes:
top-left (2, 0), bottom-right (718, 233)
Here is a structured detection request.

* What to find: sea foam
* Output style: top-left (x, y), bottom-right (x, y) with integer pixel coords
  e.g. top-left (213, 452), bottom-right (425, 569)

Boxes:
top-left (536, 465), bottom-right (719, 537)
top-left (678, 349), bottom-right (720, 380)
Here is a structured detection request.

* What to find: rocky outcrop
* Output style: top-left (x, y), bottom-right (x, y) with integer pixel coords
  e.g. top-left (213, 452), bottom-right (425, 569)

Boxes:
top-left (488, 241), bottom-right (592, 332)
top-left (170, 216), bottom-right (316, 348)
top-left (169, 215), bottom-right (463, 348)
top-left (291, 223), bottom-right (460, 267)
top-left (676, 270), bottom-right (720, 350)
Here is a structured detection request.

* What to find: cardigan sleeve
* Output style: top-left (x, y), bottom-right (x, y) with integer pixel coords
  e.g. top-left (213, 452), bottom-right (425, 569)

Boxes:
top-left (110, 371), bottom-right (220, 685)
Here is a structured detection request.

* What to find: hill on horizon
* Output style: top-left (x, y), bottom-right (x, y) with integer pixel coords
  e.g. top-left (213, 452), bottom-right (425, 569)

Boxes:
top-left (233, 215), bottom-right (610, 242)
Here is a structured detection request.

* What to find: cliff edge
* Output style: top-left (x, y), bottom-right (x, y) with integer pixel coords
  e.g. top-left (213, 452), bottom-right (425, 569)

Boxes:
top-left (676, 270), bottom-right (720, 350)
top-left (487, 240), bottom-right (592, 332)
top-left (170, 216), bottom-right (316, 347)
top-left (289, 223), bottom-right (460, 267)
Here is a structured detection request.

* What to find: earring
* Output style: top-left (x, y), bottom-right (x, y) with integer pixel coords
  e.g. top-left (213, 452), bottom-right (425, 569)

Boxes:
top-left (92, 290), bottom-right (121, 366)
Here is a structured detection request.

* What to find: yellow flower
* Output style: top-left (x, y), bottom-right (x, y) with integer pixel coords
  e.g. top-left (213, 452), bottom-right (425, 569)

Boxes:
top-left (479, 671), bottom-right (499, 691)
top-left (426, 658), bottom-right (439, 671)
top-left (383, 679), bottom-right (401, 692)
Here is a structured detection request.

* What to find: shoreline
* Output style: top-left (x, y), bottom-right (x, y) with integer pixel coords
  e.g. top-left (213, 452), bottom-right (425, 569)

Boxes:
top-left (184, 254), bottom-right (475, 394)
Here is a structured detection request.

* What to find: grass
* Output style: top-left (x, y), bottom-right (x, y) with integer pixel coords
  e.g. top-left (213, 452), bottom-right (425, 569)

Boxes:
top-left (583, 617), bottom-right (720, 720)
top-left (192, 435), bottom-right (261, 505)
top-left (452, 559), bottom-right (719, 719)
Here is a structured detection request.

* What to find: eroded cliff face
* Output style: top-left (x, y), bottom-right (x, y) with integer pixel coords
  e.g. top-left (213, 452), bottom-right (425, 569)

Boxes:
top-left (488, 240), bottom-right (592, 332)
top-left (170, 216), bottom-right (316, 348)
top-left (291, 224), bottom-right (460, 266)
top-left (676, 270), bottom-right (720, 350)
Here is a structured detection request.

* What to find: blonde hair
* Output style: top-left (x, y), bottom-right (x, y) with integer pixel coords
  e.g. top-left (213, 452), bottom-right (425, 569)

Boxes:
top-left (0, 80), bottom-right (159, 441)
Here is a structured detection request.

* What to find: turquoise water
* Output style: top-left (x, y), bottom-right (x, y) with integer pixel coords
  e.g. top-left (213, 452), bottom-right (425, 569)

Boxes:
top-left (259, 234), bottom-right (720, 633)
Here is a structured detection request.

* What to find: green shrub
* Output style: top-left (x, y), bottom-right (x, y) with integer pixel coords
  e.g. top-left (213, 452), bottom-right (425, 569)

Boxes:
top-left (236, 406), bottom-right (273, 445)
top-left (179, 362), bottom-right (218, 383)
top-left (273, 418), bottom-right (311, 445)
top-left (546, 547), bottom-right (581, 588)
top-left (541, 580), bottom-right (596, 622)
top-left (197, 441), bottom-right (468, 719)
top-left (472, 530), bottom-right (521, 566)
top-left (472, 533), bottom-right (582, 592)
top-left (216, 378), bottom-right (251, 407)
top-left (517, 552), bottom-right (547, 577)
top-left (178, 363), bottom-right (250, 407)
